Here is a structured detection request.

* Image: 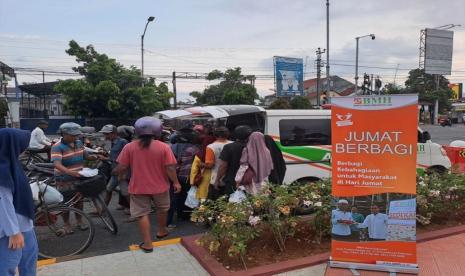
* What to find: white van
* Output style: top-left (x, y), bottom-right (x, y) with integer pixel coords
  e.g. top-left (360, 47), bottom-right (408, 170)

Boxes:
top-left (156, 105), bottom-right (451, 184)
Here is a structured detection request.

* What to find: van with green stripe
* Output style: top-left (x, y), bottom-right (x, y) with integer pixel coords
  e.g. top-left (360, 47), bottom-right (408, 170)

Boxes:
top-left (156, 105), bottom-right (451, 184)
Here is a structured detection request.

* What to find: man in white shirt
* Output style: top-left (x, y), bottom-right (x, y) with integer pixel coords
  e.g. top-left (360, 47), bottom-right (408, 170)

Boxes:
top-left (357, 205), bottom-right (388, 241)
top-left (331, 199), bottom-right (354, 240)
top-left (28, 120), bottom-right (52, 160)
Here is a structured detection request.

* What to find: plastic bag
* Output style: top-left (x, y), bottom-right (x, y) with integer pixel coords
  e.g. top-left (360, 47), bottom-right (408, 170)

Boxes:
top-left (30, 182), bottom-right (40, 201)
top-left (79, 168), bottom-right (99, 177)
top-left (185, 186), bottom-right (199, 208)
top-left (229, 186), bottom-right (247, 203)
top-left (33, 181), bottom-right (63, 204)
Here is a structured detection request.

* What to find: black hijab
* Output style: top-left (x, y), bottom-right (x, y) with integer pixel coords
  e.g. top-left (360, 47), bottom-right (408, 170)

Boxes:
top-left (264, 135), bottom-right (287, 185)
top-left (0, 128), bottom-right (34, 219)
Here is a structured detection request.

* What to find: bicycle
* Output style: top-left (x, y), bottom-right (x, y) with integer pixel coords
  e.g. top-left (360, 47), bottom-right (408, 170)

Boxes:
top-left (19, 148), bottom-right (48, 168)
top-left (28, 161), bottom-right (118, 235)
top-left (33, 178), bottom-right (95, 259)
top-left (66, 174), bottom-right (119, 235)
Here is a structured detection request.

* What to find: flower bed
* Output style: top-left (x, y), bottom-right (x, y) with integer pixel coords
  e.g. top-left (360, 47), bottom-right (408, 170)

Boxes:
top-left (191, 180), bottom-right (332, 271)
top-left (190, 173), bottom-right (465, 272)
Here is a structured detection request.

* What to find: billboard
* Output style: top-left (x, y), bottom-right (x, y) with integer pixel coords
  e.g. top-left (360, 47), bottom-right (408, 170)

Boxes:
top-left (330, 95), bottom-right (419, 274)
top-left (425, 28), bottom-right (454, 75)
top-left (274, 56), bottom-right (304, 97)
top-left (449, 83), bottom-right (463, 99)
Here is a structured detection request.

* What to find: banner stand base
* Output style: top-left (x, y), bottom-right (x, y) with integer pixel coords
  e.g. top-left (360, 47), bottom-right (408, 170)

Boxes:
top-left (329, 260), bottom-right (419, 275)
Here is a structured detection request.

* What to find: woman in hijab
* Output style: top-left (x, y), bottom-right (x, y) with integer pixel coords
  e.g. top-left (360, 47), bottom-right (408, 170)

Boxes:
top-left (235, 132), bottom-right (274, 195)
top-left (0, 129), bottom-right (38, 276)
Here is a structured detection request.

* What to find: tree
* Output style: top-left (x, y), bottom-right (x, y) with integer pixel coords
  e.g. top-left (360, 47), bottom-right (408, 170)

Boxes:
top-left (55, 40), bottom-right (173, 118)
top-left (0, 98), bottom-right (8, 125)
top-left (268, 98), bottom-right (291, 109)
top-left (382, 83), bottom-right (407, 95)
top-left (404, 69), bottom-right (453, 113)
top-left (190, 68), bottom-right (258, 105)
top-left (290, 96), bottom-right (311, 109)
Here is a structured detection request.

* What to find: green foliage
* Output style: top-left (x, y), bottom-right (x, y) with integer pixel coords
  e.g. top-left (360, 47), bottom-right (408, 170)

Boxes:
top-left (268, 98), bottom-right (291, 109)
top-left (416, 173), bottom-right (465, 225)
top-left (0, 97), bottom-right (9, 118)
top-left (384, 69), bottom-right (454, 112)
top-left (404, 69), bottom-right (450, 92)
top-left (192, 180), bottom-right (332, 269)
top-left (190, 67), bottom-right (258, 105)
top-left (404, 69), bottom-right (453, 112)
top-left (55, 40), bottom-right (173, 118)
top-left (290, 96), bottom-right (312, 109)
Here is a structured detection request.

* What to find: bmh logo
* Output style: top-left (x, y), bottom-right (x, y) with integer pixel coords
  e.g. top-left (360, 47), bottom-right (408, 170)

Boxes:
top-left (353, 96), bottom-right (392, 106)
top-left (336, 113), bottom-right (353, 127)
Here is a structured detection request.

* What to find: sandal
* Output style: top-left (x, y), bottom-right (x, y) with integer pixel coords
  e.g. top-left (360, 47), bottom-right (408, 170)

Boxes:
top-left (56, 226), bottom-right (74, 236)
top-left (156, 233), bottom-right (169, 239)
top-left (139, 242), bottom-right (153, 253)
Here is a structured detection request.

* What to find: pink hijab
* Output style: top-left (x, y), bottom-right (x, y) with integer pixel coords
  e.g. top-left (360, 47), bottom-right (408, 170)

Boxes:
top-left (241, 132), bottom-right (274, 183)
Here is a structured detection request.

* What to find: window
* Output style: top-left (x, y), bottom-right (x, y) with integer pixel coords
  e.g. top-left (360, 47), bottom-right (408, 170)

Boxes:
top-left (279, 119), bottom-right (331, 146)
top-left (226, 113), bottom-right (266, 133)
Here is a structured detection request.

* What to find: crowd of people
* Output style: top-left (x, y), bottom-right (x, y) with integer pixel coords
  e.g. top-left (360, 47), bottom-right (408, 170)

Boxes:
top-left (0, 116), bottom-right (289, 274)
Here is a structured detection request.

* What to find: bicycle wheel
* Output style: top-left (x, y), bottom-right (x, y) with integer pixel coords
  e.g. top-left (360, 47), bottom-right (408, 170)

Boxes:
top-left (90, 196), bottom-right (118, 235)
top-left (34, 206), bottom-right (95, 259)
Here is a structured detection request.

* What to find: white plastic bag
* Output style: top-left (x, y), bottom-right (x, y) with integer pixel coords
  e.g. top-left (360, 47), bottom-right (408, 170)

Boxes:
top-left (185, 186), bottom-right (199, 208)
top-left (30, 182), bottom-right (40, 201)
top-left (229, 186), bottom-right (247, 203)
top-left (79, 168), bottom-right (99, 177)
top-left (37, 181), bottom-right (63, 204)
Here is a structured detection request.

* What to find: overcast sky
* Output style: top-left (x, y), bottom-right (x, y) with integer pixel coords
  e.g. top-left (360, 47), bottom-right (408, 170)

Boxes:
top-left (1, 0), bottom-right (464, 100)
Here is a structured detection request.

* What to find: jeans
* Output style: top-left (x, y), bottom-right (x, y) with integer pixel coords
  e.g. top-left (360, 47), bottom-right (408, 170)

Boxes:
top-left (0, 230), bottom-right (38, 276)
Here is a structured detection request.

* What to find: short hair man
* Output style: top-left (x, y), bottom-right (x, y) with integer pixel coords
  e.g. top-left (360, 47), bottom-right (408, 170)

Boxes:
top-left (99, 125), bottom-right (129, 208)
top-left (357, 205), bottom-right (388, 241)
top-left (51, 123), bottom-right (101, 234)
top-left (28, 120), bottom-right (52, 160)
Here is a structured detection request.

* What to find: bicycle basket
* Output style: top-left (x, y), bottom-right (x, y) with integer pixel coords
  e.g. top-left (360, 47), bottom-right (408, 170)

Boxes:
top-left (74, 175), bottom-right (106, 197)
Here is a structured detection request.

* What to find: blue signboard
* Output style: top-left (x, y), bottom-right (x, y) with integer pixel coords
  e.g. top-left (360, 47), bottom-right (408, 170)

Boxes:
top-left (274, 56), bottom-right (304, 97)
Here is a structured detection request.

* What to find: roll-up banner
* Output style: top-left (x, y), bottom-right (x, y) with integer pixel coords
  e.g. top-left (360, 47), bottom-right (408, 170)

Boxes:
top-left (329, 95), bottom-right (419, 274)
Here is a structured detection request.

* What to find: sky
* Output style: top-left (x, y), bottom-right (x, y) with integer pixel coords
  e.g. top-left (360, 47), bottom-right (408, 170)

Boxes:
top-left (1, 0), bottom-right (465, 101)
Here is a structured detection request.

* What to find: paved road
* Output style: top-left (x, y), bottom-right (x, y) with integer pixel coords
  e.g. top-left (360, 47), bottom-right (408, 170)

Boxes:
top-left (45, 196), bottom-right (206, 261)
top-left (420, 124), bottom-right (465, 145)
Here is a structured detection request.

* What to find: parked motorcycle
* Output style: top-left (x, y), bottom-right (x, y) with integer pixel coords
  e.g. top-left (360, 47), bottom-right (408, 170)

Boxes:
top-left (439, 118), bottom-right (452, 127)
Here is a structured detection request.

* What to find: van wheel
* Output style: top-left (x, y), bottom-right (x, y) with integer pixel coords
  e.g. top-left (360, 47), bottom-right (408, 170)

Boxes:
top-left (426, 166), bottom-right (447, 175)
top-left (294, 177), bottom-right (321, 215)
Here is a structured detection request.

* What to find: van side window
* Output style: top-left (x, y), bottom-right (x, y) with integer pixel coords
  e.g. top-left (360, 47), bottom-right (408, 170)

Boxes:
top-left (279, 119), bottom-right (331, 146)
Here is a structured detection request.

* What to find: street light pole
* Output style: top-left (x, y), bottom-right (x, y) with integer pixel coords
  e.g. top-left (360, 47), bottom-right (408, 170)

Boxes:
top-left (354, 34), bottom-right (375, 94)
top-left (141, 16), bottom-right (155, 87)
top-left (325, 0), bottom-right (330, 98)
top-left (354, 37), bottom-right (360, 92)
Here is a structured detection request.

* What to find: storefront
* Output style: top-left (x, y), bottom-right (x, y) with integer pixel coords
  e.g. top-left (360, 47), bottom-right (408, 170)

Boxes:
top-left (451, 103), bottom-right (465, 123)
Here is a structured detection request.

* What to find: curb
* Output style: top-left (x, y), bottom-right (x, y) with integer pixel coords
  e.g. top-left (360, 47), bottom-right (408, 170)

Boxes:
top-left (182, 224), bottom-right (465, 276)
top-left (37, 258), bottom-right (56, 267)
top-left (37, 237), bottom-right (181, 268)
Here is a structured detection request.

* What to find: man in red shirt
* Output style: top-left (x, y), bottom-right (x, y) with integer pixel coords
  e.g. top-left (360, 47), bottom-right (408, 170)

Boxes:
top-left (115, 117), bottom-right (181, 253)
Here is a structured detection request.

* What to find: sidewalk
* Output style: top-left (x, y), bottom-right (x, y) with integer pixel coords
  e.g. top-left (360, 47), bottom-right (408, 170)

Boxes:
top-left (38, 242), bottom-right (209, 276)
top-left (38, 232), bottom-right (465, 276)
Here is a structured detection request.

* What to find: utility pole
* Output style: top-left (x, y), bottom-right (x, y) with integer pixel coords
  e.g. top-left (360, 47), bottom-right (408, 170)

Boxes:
top-left (172, 71), bottom-right (177, 109)
top-left (316, 48), bottom-right (326, 106)
top-left (325, 0), bottom-right (330, 99)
